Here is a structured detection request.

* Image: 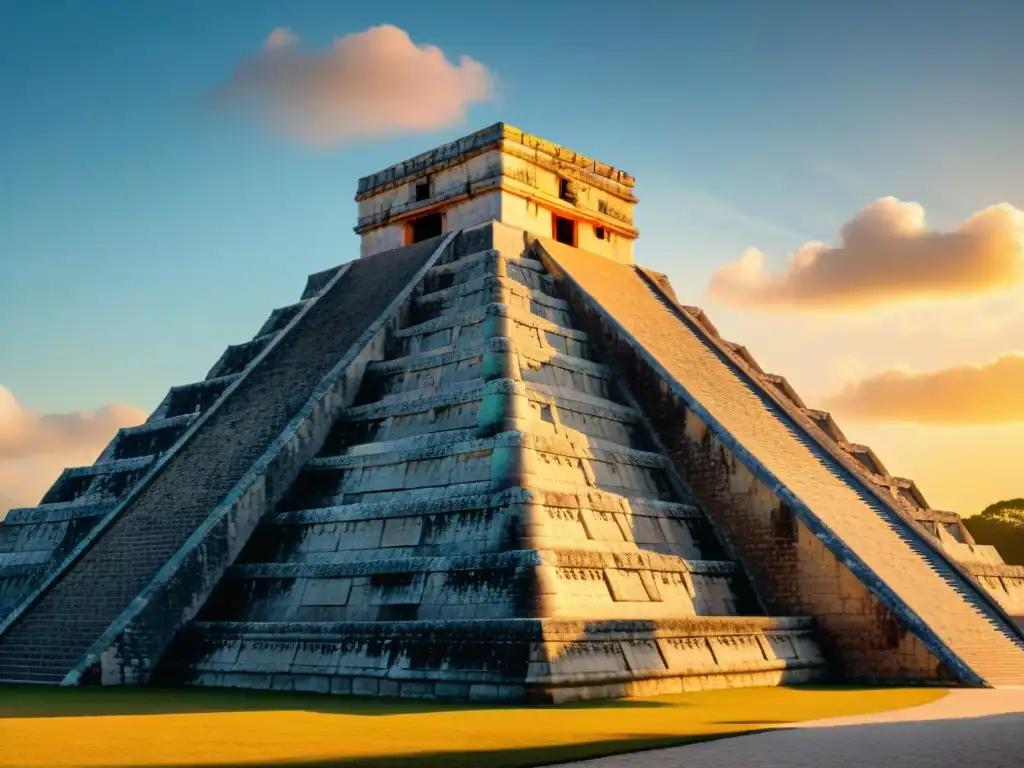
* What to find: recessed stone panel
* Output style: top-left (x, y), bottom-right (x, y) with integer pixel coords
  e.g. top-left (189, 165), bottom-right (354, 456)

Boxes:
top-left (604, 568), bottom-right (650, 602)
top-left (299, 578), bottom-right (352, 607)
top-left (621, 640), bottom-right (668, 673)
top-left (381, 517), bottom-right (424, 548)
top-left (658, 636), bottom-right (717, 671)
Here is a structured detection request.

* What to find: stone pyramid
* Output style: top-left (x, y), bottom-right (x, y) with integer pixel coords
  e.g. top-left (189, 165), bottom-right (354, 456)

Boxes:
top-left (1, 124), bottom-right (1022, 701)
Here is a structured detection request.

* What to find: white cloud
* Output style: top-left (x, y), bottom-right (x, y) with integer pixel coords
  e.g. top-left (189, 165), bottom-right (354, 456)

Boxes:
top-left (207, 25), bottom-right (495, 148)
top-left (0, 385), bottom-right (145, 517)
top-left (822, 353), bottom-right (1024, 424)
top-left (707, 197), bottom-right (1024, 310)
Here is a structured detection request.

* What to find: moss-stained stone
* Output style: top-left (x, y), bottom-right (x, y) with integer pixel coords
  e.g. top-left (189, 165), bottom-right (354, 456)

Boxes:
top-left (148, 222), bottom-right (836, 701)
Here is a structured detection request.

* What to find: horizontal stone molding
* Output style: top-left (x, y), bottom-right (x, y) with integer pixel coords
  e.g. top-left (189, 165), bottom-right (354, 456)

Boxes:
top-left (356, 123), bottom-right (635, 199)
top-left (3, 501), bottom-right (116, 526)
top-left (59, 455), bottom-right (155, 479)
top-left (366, 343), bottom-right (489, 376)
top-left (395, 300), bottom-right (585, 341)
top-left (191, 615), bottom-right (813, 641)
top-left (417, 274), bottom-right (568, 312)
top-left (229, 548), bottom-right (736, 579)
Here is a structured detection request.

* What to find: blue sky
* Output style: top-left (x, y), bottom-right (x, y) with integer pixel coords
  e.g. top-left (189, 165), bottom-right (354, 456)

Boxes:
top-left (1, 1), bottom-right (1023, 513)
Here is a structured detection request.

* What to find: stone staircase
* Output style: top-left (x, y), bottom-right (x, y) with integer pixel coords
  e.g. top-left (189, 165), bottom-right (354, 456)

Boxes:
top-left (0, 269), bottom-right (341, 623)
top-left (0, 237), bottom-right (447, 684)
top-left (537, 236), bottom-right (1024, 687)
top-left (157, 221), bottom-right (825, 702)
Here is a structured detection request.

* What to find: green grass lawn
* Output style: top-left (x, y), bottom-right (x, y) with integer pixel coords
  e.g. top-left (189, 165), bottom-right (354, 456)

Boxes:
top-left (0, 684), bottom-right (946, 768)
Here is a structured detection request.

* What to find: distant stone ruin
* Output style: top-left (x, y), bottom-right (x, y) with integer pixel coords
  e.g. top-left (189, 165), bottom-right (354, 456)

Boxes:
top-left (1, 124), bottom-right (1021, 700)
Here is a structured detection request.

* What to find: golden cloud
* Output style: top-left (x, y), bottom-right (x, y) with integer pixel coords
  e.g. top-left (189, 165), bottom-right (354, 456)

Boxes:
top-left (707, 197), bottom-right (1024, 310)
top-left (0, 385), bottom-right (145, 517)
top-left (207, 25), bottom-right (495, 148)
top-left (821, 353), bottom-right (1024, 424)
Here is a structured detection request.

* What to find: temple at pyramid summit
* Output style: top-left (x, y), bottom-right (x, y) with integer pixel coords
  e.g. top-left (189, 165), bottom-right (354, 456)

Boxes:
top-left (2, 123), bottom-right (1023, 701)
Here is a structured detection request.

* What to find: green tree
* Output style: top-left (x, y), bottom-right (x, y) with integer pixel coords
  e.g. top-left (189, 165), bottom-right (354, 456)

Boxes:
top-left (964, 498), bottom-right (1024, 566)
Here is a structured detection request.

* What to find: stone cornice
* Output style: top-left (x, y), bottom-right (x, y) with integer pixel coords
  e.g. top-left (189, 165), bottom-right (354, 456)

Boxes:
top-left (355, 122), bottom-right (636, 202)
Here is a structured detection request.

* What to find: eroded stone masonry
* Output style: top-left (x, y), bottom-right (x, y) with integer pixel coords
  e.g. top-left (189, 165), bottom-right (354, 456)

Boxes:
top-left (1, 123), bottom-right (1022, 700)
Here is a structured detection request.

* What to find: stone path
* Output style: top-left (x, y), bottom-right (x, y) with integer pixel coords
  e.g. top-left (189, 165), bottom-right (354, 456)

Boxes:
top-left (555, 689), bottom-right (1024, 767)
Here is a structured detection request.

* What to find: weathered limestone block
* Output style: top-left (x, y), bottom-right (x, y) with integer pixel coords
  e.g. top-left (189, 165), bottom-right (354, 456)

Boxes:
top-left (380, 517), bottom-right (424, 548)
top-left (658, 636), bottom-right (718, 670)
top-left (604, 568), bottom-right (650, 602)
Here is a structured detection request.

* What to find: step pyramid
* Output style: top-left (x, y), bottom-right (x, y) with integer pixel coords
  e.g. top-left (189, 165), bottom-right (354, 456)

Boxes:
top-left (1, 123), bottom-right (1022, 699)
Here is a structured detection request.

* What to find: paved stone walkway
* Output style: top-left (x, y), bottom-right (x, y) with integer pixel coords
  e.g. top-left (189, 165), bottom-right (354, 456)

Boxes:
top-left (556, 689), bottom-right (1024, 767)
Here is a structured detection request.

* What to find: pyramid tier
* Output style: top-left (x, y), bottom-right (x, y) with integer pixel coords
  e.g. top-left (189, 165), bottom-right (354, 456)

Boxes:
top-left (163, 616), bottom-right (822, 704)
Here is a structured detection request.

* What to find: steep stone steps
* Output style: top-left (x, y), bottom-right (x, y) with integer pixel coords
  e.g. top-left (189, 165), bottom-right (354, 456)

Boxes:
top-left (0, 236), bottom-right (449, 685)
top-left (538, 237), bottom-right (1024, 687)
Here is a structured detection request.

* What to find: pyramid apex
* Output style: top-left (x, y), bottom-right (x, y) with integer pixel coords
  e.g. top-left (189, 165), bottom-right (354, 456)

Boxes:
top-left (355, 123), bottom-right (638, 263)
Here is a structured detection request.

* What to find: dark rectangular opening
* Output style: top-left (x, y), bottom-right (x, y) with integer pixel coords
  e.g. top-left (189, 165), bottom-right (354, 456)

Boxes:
top-left (558, 178), bottom-right (572, 201)
top-left (415, 179), bottom-right (430, 202)
top-left (553, 215), bottom-right (575, 246)
top-left (377, 604), bottom-right (419, 621)
top-left (595, 225), bottom-right (606, 240)
top-left (772, 502), bottom-right (797, 542)
top-left (410, 213), bottom-right (442, 243)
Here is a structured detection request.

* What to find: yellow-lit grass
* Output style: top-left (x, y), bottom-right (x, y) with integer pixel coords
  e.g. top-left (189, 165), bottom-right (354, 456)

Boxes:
top-left (0, 685), bottom-right (945, 768)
